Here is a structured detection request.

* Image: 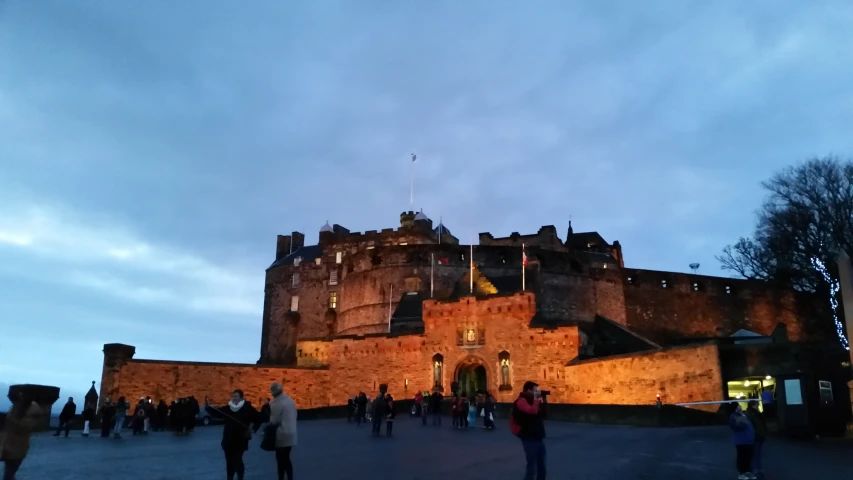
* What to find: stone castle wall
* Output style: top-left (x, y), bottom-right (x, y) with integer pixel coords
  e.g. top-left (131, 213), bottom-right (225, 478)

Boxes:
top-left (563, 343), bottom-right (723, 407)
top-left (624, 269), bottom-right (827, 344)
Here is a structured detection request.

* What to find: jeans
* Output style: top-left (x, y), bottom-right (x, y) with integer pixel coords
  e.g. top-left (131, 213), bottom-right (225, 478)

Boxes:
top-left (276, 446), bottom-right (293, 480)
top-left (113, 417), bottom-right (124, 435)
top-left (752, 440), bottom-right (764, 473)
top-left (422, 410), bottom-right (428, 425)
top-left (371, 414), bottom-right (383, 434)
top-left (432, 412), bottom-right (442, 425)
top-left (521, 439), bottom-right (546, 480)
top-left (735, 445), bottom-right (754, 474)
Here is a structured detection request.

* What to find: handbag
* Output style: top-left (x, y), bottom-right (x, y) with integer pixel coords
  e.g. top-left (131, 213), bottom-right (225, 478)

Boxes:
top-left (260, 424), bottom-right (277, 452)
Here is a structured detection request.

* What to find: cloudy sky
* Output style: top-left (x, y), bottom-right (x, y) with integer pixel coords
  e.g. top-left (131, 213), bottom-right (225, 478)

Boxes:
top-left (1, 0), bottom-right (852, 410)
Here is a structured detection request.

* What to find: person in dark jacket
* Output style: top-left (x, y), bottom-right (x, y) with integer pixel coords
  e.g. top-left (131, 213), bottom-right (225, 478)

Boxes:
top-left (511, 381), bottom-right (547, 480)
top-left (745, 400), bottom-right (766, 478)
top-left (346, 396), bottom-right (355, 422)
top-left (729, 403), bottom-right (756, 480)
top-left (260, 398), bottom-right (272, 425)
top-left (113, 396), bottom-right (128, 438)
top-left (54, 397), bottom-right (76, 437)
top-left (100, 398), bottom-right (116, 438)
top-left (429, 390), bottom-right (443, 426)
top-left (371, 392), bottom-right (387, 435)
top-left (483, 394), bottom-right (496, 430)
top-left (355, 392), bottom-right (367, 426)
top-left (156, 400), bottom-right (169, 432)
top-left (421, 392), bottom-right (430, 426)
top-left (132, 398), bottom-right (147, 435)
top-left (385, 394), bottom-right (396, 435)
top-left (205, 390), bottom-right (260, 480)
top-left (187, 396), bottom-right (200, 432)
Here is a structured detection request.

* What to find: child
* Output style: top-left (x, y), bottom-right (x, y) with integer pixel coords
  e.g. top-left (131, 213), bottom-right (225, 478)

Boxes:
top-left (729, 403), bottom-right (756, 480)
top-left (385, 394), bottom-right (396, 435)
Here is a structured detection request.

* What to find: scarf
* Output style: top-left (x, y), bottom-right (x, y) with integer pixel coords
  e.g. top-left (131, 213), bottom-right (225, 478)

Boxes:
top-left (228, 400), bottom-right (245, 412)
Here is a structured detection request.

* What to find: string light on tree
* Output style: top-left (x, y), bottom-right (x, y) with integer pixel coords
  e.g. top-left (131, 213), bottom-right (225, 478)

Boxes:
top-left (810, 256), bottom-right (849, 351)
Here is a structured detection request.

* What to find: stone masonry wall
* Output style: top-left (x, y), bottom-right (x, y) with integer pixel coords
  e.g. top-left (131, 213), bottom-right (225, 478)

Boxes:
top-left (563, 343), bottom-right (723, 406)
top-left (624, 269), bottom-right (828, 345)
top-left (297, 292), bottom-right (581, 405)
top-left (101, 354), bottom-right (333, 409)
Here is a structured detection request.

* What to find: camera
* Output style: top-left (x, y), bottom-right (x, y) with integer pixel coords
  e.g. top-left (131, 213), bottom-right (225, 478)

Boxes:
top-left (539, 390), bottom-right (550, 396)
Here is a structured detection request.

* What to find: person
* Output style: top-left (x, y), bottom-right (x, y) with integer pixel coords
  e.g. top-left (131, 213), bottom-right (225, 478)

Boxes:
top-left (451, 393), bottom-right (459, 428)
top-left (430, 389), bottom-right (443, 426)
top-left (355, 393), bottom-right (367, 426)
top-left (467, 394), bottom-right (477, 428)
top-left (414, 391), bottom-right (423, 417)
top-left (729, 403), bottom-right (756, 480)
top-left (81, 402), bottom-right (95, 437)
top-left (205, 390), bottom-right (260, 480)
top-left (1, 393), bottom-right (43, 480)
top-left (260, 398), bottom-right (272, 426)
top-left (100, 398), bottom-right (116, 438)
top-left (745, 400), bottom-right (767, 478)
top-left (132, 398), bottom-right (147, 435)
top-left (385, 394), bottom-right (396, 435)
top-left (371, 392), bottom-right (386, 436)
top-left (113, 396), bottom-right (128, 438)
top-left (144, 396), bottom-right (154, 433)
top-left (459, 393), bottom-right (469, 429)
top-left (421, 392), bottom-right (430, 426)
top-left (483, 394), bottom-right (495, 430)
top-left (269, 382), bottom-right (297, 480)
top-left (157, 400), bottom-right (169, 432)
top-left (510, 381), bottom-right (547, 480)
top-left (347, 396), bottom-right (355, 423)
top-left (54, 397), bottom-right (76, 437)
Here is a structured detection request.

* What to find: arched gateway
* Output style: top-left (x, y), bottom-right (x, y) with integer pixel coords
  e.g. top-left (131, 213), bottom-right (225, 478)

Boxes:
top-left (453, 356), bottom-right (490, 395)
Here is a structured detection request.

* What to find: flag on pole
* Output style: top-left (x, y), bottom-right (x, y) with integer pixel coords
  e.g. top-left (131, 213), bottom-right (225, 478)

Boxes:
top-left (522, 243), bottom-right (527, 291)
top-left (412, 153), bottom-right (416, 162)
top-left (437, 257), bottom-right (449, 265)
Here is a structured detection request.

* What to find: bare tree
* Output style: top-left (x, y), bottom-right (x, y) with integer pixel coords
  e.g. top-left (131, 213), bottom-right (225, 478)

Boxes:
top-left (717, 156), bottom-right (853, 292)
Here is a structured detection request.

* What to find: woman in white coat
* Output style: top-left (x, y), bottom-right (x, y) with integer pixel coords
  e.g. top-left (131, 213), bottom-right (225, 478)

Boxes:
top-left (269, 382), bottom-right (297, 480)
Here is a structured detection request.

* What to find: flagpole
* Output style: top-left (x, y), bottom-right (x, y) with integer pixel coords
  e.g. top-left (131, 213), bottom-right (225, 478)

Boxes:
top-left (522, 243), bottom-right (526, 291)
top-left (388, 283), bottom-right (393, 332)
top-left (469, 240), bottom-right (474, 295)
top-left (410, 153), bottom-right (415, 208)
top-left (430, 253), bottom-right (434, 298)
top-left (438, 216), bottom-right (442, 244)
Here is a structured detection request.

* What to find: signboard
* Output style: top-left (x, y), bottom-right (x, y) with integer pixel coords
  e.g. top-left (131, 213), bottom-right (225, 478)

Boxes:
top-left (784, 379), bottom-right (803, 405)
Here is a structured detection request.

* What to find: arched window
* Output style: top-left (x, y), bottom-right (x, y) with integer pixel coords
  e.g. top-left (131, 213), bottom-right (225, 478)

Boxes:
top-left (499, 351), bottom-right (511, 390)
top-left (432, 354), bottom-right (444, 388)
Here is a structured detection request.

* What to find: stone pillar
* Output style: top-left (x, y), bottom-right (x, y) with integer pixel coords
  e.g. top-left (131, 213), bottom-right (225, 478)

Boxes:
top-left (836, 252), bottom-right (853, 431)
top-left (7, 384), bottom-right (60, 430)
top-left (100, 343), bottom-right (136, 406)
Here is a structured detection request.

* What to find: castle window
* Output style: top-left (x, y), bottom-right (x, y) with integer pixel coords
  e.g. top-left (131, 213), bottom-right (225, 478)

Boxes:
top-left (456, 328), bottom-right (464, 346)
top-left (335, 251), bottom-right (342, 264)
top-left (499, 351), bottom-right (512, 390)
top-left (460, 253), bottom-right (465, 261)
top-left (293, 256), bottom-right (302, 267)
top-left (432, 354), bottom-right (444, 388)
top-left (291, 273), bottom-right (300, 288)
top-left (399, 242), bottom-right (407, 246)
top-left (290, 295), bottom-right (299, 312)
top-left (627, 276), bottom-right (635, 285)
top-left (661, 279), bottom-right (668, 289)
top-left (692, 282), bottom-right (701, 292)
top-left (329, 291), bottom-right (337, 309)
top-left (725, 284), bottom-right (732, 295)
top-left (367, 242), bottom-right (375, 250)
top-left (329, 270), bottom-right (338, 286)
top-left (477, 328), bottom-right (486, 345)
top-left (314, 258), bottom-right (322, 265)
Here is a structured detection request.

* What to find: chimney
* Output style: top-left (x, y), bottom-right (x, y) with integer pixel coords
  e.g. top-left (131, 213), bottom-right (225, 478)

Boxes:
top-left (291, 231), bottom-right (305, 251)
top-left (276, 235), bottom-right (292, 260)
top-left (400, 211), bottom-right (415, 228)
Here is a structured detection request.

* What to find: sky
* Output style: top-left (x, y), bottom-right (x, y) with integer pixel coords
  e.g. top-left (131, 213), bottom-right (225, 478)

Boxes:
top-left (1, 0), bottom-right (852, 411)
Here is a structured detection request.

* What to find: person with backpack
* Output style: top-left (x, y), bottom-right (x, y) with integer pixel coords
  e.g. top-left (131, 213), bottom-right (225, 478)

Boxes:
top-left (510, 381), bottom-right (547, 480)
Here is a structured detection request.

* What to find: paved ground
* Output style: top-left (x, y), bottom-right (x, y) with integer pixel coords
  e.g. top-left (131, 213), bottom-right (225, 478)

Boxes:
top-left (15, 417), bottom-right (851, 479)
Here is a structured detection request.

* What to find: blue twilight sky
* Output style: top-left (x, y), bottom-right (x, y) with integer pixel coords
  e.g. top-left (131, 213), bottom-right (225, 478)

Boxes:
top-left (1, 0), bottom-right (853, 410)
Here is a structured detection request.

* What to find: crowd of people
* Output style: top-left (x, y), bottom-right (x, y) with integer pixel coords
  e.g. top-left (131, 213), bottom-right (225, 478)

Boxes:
top-left (92, 395), bottom-right (202, 438)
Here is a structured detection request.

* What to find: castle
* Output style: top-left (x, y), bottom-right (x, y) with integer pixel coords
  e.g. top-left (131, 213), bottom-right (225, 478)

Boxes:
top-left (100, 210), bottom-right (836, 410)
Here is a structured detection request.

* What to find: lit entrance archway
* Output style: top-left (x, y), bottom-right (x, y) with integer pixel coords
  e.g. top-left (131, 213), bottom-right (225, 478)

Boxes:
top-left (455, 356), bottom-right (488, 395)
